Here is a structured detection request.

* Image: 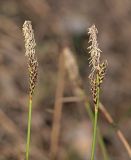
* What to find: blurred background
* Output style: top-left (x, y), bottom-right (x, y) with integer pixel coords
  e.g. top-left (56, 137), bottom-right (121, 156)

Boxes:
top-left (0, 0), bottom-right (131, 160)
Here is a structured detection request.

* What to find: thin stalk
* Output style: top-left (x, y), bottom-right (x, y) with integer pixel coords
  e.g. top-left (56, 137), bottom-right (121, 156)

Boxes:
top-left (85, 102), bottom-right (109, 160)
top-left (100, 103), bottom-right (131, 158)
top-left (97, 129), bottom-right (109, 160)
top-left (50, 53), bottom-right (65, 160)
top-left (26, 95), bottom-right (32, 160)
top-left (90, 74), bottom-right (100, 160)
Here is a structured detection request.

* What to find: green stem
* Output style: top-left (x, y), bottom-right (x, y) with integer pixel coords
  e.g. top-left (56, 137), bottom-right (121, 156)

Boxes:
top-left (26, 95), bottom-right (32, 160)
top-left (85, 102), bottom-right (109, 160)
top-left (90, 74), bottom-right (100, 160)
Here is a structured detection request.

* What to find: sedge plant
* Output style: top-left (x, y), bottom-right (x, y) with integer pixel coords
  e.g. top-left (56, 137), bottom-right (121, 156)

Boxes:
top-left (22, 21), bottom-right (38, 160)
top-left (88, 25), bottom-right (107, 160)
top-left (63, 47), bottom-right (109, 159)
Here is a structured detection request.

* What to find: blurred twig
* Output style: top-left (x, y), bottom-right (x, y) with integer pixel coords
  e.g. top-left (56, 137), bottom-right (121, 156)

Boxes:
top-left (50, 53), bottom-right (65, 160)
top-left (100, 103), bottom-right (131, 158)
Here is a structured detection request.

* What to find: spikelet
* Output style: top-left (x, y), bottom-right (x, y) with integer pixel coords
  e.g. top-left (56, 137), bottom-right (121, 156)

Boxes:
top-left (88, 24), bottom-right (101, 72)
top-left (88, 25), bottom-right (107, 104)
top-left (89, 77), bottom-right (98, 104)
top-left (98, 60), bottom-right (107, 86)
top-left (63, 48), bottom-right (80, 83)
top-left (23, 21), bottom-right (38, 96)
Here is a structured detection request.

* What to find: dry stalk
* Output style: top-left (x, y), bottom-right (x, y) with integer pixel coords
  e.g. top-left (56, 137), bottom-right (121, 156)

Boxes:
top-left (99, 103), bottom-right (131, 158)
top-left (50, 53), bottom-right (65, 160)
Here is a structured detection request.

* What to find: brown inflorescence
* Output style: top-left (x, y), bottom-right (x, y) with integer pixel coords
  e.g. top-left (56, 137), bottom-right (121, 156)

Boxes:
top-left (88, 25), bottom-right (107, 104)
top-left (22, 21), bottom-right (38, 96)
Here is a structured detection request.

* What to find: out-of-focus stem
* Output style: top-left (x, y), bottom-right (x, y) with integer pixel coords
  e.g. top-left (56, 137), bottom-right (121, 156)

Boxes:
top-left (100, 103), bottom-right (131, 158)
top-left (50, 53), bottom-right (65, 160)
